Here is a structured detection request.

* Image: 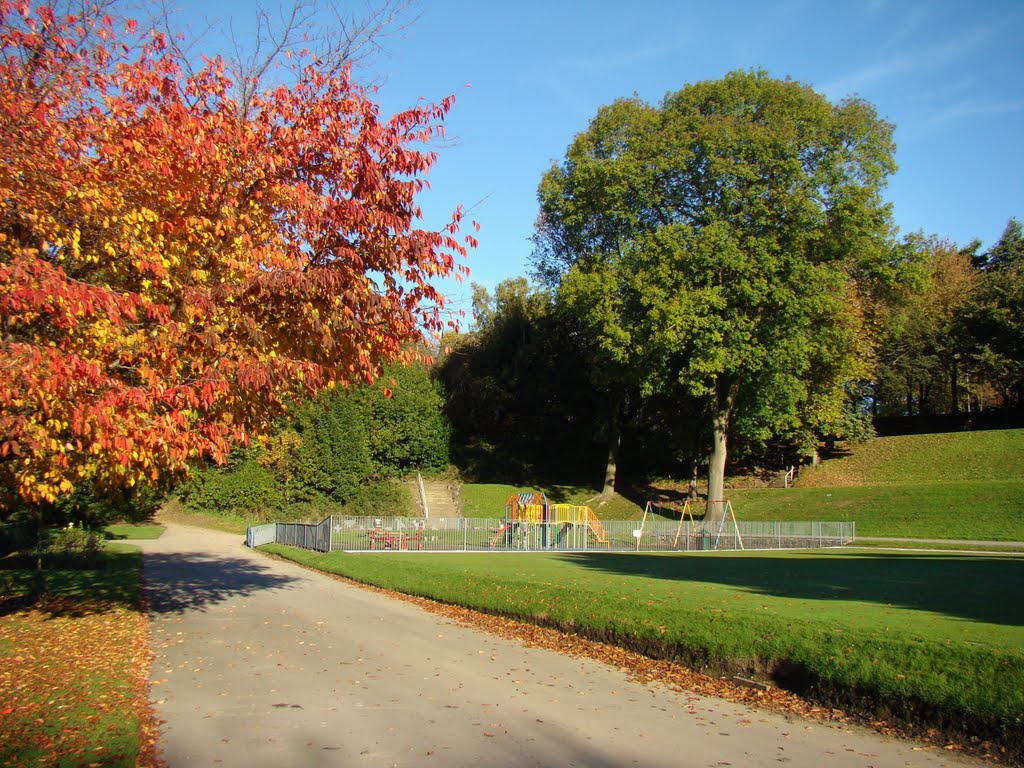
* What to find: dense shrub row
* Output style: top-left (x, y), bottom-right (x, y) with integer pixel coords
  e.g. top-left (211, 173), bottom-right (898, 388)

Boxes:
top-left (181, 360), bottom-right (450, 522)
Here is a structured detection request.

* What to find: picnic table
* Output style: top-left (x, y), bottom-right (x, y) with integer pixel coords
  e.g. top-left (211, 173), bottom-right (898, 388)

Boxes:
top-left (368, 529), bottom-right (423, 551)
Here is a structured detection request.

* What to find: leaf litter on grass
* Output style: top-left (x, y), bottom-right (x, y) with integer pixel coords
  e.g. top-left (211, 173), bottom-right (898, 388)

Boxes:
top-left (0, 598), bottom-right (162, 768)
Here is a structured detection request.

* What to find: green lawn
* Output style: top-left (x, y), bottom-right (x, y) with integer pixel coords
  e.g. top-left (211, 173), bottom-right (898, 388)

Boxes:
top-left (0, 543), bottom-right (144, 604)
top-left (104, 523), bottom-right (164, 540)
top-left (264, 544), bottom-right (1024, 742)
top-left (715, 430), bottom-right (1024, 541)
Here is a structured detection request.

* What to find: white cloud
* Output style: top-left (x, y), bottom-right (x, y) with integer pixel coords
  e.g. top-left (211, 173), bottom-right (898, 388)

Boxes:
top-left (821, 17), bottom-right (1004, 100)
top-left (932, 99), bottom-right (1024, 123)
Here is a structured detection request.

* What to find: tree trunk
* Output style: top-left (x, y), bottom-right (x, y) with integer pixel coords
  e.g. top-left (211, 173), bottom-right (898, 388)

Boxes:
top-left (706, 377), bottom-right (737, 523)
top-left (600, 393), bottom-right (623, 498)
top-left (950, 357), bottom-right (960, 415)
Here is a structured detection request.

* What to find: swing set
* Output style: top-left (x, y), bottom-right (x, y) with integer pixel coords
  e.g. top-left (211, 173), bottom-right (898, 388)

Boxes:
top-left (633, 499), bottom-right (744, 551)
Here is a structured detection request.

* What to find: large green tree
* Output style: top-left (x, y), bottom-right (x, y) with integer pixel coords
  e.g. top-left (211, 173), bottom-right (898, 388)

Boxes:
top-left (958, 218), bottom-right (1024, 408)
top-left (438, 278), bottom-right (605, 482)
top-left (872, 234), bottom-right (978, 417)
top-left (357, 360), bottom-right (451, 474)
top-left (533, 70), bottom-right (896, 518)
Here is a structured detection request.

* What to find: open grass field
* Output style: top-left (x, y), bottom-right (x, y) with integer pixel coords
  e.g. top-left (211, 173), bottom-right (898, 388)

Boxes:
top-left (264, 543), bottom-right (1024, 750)
top-left (0, 545), bottom-right (156, 767)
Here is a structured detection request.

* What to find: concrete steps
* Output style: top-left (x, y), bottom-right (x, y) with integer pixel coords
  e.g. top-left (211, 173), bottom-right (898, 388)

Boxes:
top-left (414, 479), bottom-right (461, 520)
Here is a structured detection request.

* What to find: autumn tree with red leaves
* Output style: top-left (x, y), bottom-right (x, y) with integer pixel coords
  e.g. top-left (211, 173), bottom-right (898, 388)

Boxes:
top-left (0, 1), bottom-right (474, 506)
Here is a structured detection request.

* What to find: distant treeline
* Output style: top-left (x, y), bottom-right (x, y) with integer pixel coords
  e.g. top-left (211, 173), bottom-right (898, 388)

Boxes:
top-left (874, 409), bottom-right (1024, 437)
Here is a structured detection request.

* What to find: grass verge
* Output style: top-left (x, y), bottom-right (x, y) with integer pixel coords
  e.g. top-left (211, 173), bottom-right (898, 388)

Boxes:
top-left (104, 523), bottom-right (164, 540)
top-left (156, 497), bottom-right (249, 535)
top-left (0, 544), bottom-right (157, 768)
top-left (262, 544), bottom-right (1024, 757)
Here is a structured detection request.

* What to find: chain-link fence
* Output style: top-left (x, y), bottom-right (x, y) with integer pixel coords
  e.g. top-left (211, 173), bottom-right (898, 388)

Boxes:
top-left (247, 515), bottom-right (855, 553)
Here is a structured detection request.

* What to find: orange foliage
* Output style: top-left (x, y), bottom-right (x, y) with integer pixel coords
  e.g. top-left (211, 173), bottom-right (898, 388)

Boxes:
top-left (0, 2), bottom-right (474, 503)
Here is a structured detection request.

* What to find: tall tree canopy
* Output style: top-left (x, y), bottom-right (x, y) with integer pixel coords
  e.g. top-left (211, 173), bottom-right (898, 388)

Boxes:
top-left (873, 233), bottom-right (978, 417)
top-left (958, 218), bottom-right (1024, 408)
top-left (0, 2), bottom-right (473, 506)
top-left (533, 70), bottom-right (896, 517)
top-left (438, 278), bottom-right (606, 482)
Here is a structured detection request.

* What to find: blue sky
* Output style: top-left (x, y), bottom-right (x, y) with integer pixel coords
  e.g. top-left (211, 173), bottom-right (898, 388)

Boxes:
top-left (175, 0), bottom-right (1024, 317)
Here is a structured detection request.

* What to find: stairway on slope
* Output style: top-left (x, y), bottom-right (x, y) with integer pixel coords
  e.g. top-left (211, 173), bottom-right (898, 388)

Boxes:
top-left (415, 479), bottom-right (461, 520)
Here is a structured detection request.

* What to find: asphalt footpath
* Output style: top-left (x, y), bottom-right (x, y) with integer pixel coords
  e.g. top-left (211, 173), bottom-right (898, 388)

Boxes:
top-left (132, 524), bottom-right (986, 767)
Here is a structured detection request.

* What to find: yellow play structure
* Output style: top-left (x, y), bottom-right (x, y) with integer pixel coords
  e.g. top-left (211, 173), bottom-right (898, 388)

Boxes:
top-left (490, 492), bottom-right (611, 549)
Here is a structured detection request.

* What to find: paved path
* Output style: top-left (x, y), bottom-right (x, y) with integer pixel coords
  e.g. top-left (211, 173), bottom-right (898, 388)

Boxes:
top-left (135, 524), bottom-right (985, 767)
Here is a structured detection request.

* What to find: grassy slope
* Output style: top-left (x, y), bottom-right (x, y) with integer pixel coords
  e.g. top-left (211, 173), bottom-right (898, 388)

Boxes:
top-left (265, 545), bottom-right (1024, 740)
top-left (798, 429), bottom-right (1024, 486)
top-left (729, 480), bottom-right (1024, 540)
top-left (732, 429), bottom-right (1024, 541)
top-left (156, 498), bottom-right (250, 535)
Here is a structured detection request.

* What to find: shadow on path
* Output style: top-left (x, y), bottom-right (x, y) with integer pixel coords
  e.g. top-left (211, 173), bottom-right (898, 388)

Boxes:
top-left (143, 551), bottom-right (299, 614)
top-left (559, 550), bottom-right (1024, 627)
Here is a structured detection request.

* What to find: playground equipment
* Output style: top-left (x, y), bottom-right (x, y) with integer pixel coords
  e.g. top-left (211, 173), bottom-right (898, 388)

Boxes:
top-left (490, 492), bottom-right (611, 549)
top-left (633, 499), bottom-right (745, 551)
top-left (635, 499), bottom-right (696, 550)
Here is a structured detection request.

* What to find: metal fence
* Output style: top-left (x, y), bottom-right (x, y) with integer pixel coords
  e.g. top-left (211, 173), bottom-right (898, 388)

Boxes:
top-left (247, 515), bottom-right (855, 553)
